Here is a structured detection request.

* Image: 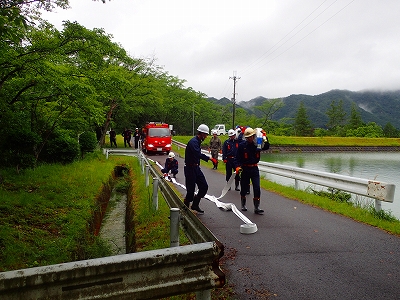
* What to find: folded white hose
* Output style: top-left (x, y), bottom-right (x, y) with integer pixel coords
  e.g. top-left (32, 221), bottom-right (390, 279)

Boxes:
top-left (153, 159), bottom-right (258, 234)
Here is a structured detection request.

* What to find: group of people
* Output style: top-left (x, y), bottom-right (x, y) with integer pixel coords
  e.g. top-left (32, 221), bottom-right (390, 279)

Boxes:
top-left (108, 128), bottom-right (141, 149)
top-left (167, 124), bottom-right (269, 215)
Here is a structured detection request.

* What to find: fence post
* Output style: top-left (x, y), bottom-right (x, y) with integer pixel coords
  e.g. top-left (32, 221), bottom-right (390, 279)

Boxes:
top-left (152, 178), bottom-right (159, 210)
top-left (195, 289), bottom-right (211, 300)
top-left (170, 208), bottom-right (180, 247)
top-left (145, 165), bottom-right (150, 187)
top-left (375, 199), bottom-right (382, 212)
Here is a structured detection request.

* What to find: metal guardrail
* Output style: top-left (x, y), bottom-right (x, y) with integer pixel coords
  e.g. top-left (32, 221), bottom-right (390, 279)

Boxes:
top-left (0, 148), bottom-right (225, 299)
top-left (172, 140), bottom-right (396, 208)
top-left (0, 242), bottom-right (223, 300)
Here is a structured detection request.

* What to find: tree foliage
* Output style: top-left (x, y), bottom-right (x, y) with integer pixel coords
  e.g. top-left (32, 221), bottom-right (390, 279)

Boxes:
top-left (1, 0), bottom-right (396, 170)
top-left (293, 102), bottom-right (312, 136)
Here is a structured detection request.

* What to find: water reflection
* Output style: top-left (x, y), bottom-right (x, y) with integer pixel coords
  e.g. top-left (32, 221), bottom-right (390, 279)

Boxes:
top-left (261, 152), bottom-right (400, 219)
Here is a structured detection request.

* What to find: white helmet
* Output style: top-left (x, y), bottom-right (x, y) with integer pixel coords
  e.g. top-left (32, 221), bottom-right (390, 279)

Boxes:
top-left (168, 152), bottom-right (175, 158)
top-left (228, 129), bottom-right (236, 136)
top-left (244, 127), bottom-right (256, 138)
top-left (197, 124), bottom-right (209, 134)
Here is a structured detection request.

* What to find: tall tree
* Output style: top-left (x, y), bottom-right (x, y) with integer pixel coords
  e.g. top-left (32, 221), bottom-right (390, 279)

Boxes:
top-left (347, 102), bottom-right (363, 130)
top-left (293, 101), bottom-right (312, 136)
top-left (326, 99), bottom-right (346, 131)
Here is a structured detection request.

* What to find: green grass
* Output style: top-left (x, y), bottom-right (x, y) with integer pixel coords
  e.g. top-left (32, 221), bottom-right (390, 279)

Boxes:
top-left (259, 180), bottom-right (400, 235)
top-left (0, 152), bottom-right (123, 271)
top-left (127, 160), bottom-right (190, 252)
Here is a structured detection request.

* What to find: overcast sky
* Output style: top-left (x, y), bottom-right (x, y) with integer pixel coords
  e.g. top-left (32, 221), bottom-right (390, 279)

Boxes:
top-left (42, 0), bottom-right (400, 102)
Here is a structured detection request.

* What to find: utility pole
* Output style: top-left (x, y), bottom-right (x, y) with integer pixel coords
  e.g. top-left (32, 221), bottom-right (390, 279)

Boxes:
top-left (229, 72), bottom-right (240, 129)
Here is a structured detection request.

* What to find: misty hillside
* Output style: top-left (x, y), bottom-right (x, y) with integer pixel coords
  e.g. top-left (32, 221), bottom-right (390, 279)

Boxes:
top-left (208, 90), bottom-right (400, 129)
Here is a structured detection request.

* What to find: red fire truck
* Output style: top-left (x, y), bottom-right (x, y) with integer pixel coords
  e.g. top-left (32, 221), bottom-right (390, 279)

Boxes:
top-left (142, 122), bottom-right (172, 154)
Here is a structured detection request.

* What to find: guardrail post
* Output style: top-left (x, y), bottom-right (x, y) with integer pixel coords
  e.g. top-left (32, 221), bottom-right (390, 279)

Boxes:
top-left (145, 165), bottom-right (150, 187)
top-left (294, 178), bottom-right (299, 190)
top-left (375, 199), bottom-right (382, 212)
top-left (152, 178), bottom-right (159, 210)
top-left (170, 208), bottom-right (180, 247)
top-left (196, 289), bottom-right (211, 300)
top-left (141, 157), bottom-right (145, 174)
top-left (106, 149), bottom-right (109, 159)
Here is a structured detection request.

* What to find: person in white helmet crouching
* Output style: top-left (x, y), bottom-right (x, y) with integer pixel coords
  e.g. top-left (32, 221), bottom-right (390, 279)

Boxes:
top-left (161, 152), bottom-right (179, 178)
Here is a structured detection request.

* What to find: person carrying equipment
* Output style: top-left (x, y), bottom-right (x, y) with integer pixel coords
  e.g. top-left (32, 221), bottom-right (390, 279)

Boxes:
top-left (183, 124), bottom-right (218, 214)
top-left (234, 127), bottom-right (270, 214)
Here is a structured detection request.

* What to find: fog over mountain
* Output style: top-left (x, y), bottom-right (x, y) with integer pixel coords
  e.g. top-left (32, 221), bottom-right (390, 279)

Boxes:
top-left (208, 89), bottom-right (400, 129)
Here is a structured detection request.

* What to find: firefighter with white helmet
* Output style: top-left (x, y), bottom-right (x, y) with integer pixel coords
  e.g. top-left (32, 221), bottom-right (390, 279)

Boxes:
top-left (234, 127), bottom-right (270, 214)
top-left (222, 129), bottom-right (241, 191)
top-left (161, 152), bottom-right (178, 178)
top-left (183, 124), bottom-right (217, 214)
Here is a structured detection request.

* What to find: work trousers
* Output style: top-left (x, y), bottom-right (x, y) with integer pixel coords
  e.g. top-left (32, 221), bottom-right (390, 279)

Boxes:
top-left (184, 165), bottom-right (208, 202)
top-left (225, 158), bottom-right (240, 183)
top-left (240, 166), bottom-right (260, 198)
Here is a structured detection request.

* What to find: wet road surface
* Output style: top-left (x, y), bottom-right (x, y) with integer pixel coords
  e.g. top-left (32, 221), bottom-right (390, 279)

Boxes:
top-left (152, 153), bottom-right (400, 300)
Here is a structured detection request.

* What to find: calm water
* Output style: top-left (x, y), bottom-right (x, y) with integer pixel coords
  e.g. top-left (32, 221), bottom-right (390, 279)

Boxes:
top-left (260, 152), bottom-right (400, 220)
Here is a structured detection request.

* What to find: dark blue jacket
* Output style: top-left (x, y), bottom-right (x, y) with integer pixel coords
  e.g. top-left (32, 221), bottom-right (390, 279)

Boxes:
top-left (185, 135), bottom-right (210, 165)
top-left (234, 138), bottom-right (269, 167)
top-left (164, 158), bottom-right (178, 173)
top-left (222, 138), bottom-right (239, 161)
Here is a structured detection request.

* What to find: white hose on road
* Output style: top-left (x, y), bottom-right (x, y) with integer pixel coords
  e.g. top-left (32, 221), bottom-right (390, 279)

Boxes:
top-left (153, 159), bottom-right (258, 234)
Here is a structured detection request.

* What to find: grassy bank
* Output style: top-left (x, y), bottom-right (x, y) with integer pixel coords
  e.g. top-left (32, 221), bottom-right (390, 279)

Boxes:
top-left (0, 152), bottom-right (190, 272)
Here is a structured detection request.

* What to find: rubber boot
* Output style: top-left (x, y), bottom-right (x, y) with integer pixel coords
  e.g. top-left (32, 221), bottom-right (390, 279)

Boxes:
top-left (191, 195), bottom-right (204, 214)
top-left (253, 198), bottom-right (264, 215)
top-left (183, 197), bottom-right (190, 207)
top-left (241, 196), bottom-right (247, 211)
top-left (235, 180), bottom-right (240, 191)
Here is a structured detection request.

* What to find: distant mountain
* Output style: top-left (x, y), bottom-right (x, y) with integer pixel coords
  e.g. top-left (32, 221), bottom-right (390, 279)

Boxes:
top-left (208, 90), bottom-right (400, 129)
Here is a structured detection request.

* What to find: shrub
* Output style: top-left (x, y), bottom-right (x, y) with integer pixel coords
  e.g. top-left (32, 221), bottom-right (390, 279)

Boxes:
top-left (1, 129), bottom-right (42, 169)
top-left (79, 131), bottom-right (98, 154)
top-left (42, 132), bottom-right (80, 164)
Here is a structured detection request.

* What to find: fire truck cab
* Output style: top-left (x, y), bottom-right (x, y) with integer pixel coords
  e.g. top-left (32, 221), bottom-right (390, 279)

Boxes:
top-left (142, 122), bottom-right (172, 154)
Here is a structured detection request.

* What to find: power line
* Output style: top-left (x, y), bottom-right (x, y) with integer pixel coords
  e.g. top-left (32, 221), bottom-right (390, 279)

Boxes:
top-left (240, 0), bottom-right (356, 77)
top-left (241, 0), bottom-right (333, 76)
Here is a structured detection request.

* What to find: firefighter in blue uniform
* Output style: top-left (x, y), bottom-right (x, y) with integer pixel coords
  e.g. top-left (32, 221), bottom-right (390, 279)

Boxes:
top-left (184, 124), bottom-right (218, 214)
top-left (222, 129), bottom-right (240, 191)
top-left (161, 152), bottom-right (179, 178)
top-left (234, 127), bottom-right (270, 214)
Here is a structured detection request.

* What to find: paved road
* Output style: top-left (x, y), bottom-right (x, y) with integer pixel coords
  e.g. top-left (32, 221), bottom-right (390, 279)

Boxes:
top-left (152, 153), bottom-right (400, 300)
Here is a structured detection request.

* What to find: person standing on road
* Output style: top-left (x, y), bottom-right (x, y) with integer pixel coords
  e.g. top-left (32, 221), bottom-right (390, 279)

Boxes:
top-left (122, 128), bottom-right (132, 147)
top-left (184, 124), bottom-right (218, 214)
top-left (234, 127), bottom-right (270, 214)
top-left (109, 128), bottom-right (117, 148)
top-left (133, 128), bottom-right (140, 149)
top-left (161, 152), bottom-right (179, 178)
top-left (209, 130), bottom-right (222, 169)
top-left (222, 129), bottom-right (240, 191)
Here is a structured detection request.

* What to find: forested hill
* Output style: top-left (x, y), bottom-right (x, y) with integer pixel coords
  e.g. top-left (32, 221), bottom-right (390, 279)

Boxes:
top-left (208, 90), bottom-right (400, 129)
